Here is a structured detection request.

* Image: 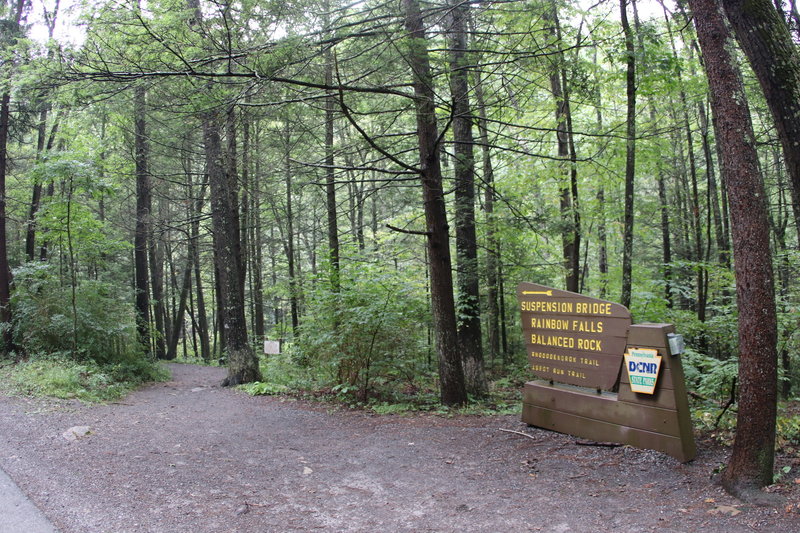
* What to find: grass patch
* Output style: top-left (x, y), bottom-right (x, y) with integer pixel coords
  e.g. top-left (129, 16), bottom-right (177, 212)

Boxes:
top-left (0, 354), bottom-right (169, 403)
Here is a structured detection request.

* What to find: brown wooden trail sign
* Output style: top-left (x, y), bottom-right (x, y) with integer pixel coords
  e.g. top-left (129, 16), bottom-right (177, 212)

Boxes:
top-left (518, 282), bottom-right (631, 390)
top-left (517, 283), bottom-right (696, 462)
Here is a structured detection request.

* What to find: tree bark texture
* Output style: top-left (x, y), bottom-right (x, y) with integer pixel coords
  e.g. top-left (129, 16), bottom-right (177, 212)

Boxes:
top-left (545, 3), bottom-right (580, 293)
top-left (250, 122), bottom-right (265, 342)
top-left (0, 0), bottom-right (25, 354)
top-left (690, 0), bottom-right (779, 498)
top-left (284, 128), bottom-right (300, 337)
top-left (447, 0), bottom-right (486, 397)
top-left (723, 0), bottom-right (800, 245)
top-left (404, 0), bottom-right (467, 406)
top-left (0, 92), bottom-right (12, 353)
top-left (620, 0), bottom-right (636, 309)
top-left (324, 7), bottom-right (341, 294)
top-left (133, 86), bottom-right (152, 355)
top-left (204, 107), bottom-right (261, 385)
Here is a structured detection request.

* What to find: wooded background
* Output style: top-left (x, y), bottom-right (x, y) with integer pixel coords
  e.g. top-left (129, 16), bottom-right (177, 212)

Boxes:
top-left (1, 0), bottom-right (799, 449)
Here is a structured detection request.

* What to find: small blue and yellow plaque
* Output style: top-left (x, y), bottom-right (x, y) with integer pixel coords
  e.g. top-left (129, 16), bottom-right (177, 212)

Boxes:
top-left (624, 348), bottom-right (662, 395)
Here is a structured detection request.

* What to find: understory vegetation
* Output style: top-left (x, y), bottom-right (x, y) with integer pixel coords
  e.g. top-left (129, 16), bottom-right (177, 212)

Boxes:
top-left (0, 263), bottom-right (168, 402)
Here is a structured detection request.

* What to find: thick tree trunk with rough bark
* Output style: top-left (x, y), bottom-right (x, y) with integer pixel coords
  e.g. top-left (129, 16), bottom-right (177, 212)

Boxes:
top-left (404, 0), bottom-right (466, 406)
top-left (690, 0), bottom-right (779, 502)
top-left (447, 0), bottom-right (486, 397)
top-left (723, 0), bottom-right (800, 245)
top-left (204, 107), bottom-right (261, 386)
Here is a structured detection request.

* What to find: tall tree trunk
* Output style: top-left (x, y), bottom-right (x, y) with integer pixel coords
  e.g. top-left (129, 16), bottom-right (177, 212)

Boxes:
top-left (204, 106), bottom-right (261, 385)
top-left (723, 0), bottom-right (800, 245)
top-left (250, 122), bottom-right (265, 342)
top-left (546, 3), bottom-right (580, 292)
top-left (0, 0), bottom-right (26, 354)
top-left (226, 106), bottom-right (245, 302)
top-left (474, 60), bottom-right (500, 366)
top-left (690, 0), bottom-right (779, 502)
top-left (0, 90), bottom-right (12, 353)
top-left (166, 247), bottom-right (193, 361)
top-left (771, 149), bottom-right (792, 398)
top-left (404, 0), bottom-right (466, 406)
top-left (324, 7), bottom-right (341, 293)
top-left (240, 107), bottom-right (251, 331)
top-left (284, 127), bottom-right (300, 337)
top-left (657, 170), bottom-right (673, 308)
top-left (620, 0), bottom-right (636, 309)
top-left (268, 225), bottom-right (281, 333)
top-left (148, 217), bottom-right (167, 360)
top-left (447, 0), bottom-right (486, 397)
top-left (191, 192), bottom-right (211, 362)
top-left (592, 48), bottom-right (609, 300)
top-left (133, 86), bottom-right (152, 355)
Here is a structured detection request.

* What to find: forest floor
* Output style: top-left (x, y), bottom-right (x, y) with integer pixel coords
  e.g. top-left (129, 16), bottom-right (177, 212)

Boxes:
top-left (0, 363), bottom-right (799, 533)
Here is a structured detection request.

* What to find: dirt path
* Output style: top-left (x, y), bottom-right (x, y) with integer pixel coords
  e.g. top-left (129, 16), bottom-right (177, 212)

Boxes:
top-left (0, 363), bottom-right (797, 532)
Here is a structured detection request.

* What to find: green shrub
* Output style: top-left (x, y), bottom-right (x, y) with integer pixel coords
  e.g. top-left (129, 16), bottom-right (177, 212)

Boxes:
top-left (294, 259), bottom-right (430, 401)
top-left (11, 262), bottom-right (142, 364)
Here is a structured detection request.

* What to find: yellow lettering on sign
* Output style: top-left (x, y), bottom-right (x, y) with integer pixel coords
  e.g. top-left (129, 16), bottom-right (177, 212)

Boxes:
top-left (530, 317), bottom-right (571, 330)
top-left (575, 302), bottom-right (612, 315)
top-left (580, 357), bottom-right (600, 367)
top-left (520, 301), bottom-right (574, 314)
top-left (530, 334), bottom-right (575, 349)
top-left (571, 320), bottom-right (604, 333)
top-left (577, 338), bottom-right (602, 351)
top-left (531, 351), bottom-right (577, 363)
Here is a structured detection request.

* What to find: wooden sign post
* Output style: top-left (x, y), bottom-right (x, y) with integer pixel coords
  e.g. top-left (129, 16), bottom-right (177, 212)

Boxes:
top-left (518, 282), bottom-right (696, 462)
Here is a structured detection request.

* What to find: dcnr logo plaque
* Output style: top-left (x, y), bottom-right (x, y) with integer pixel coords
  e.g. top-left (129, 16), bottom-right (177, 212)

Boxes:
top-left (624, 348), bottom-right (662, 394)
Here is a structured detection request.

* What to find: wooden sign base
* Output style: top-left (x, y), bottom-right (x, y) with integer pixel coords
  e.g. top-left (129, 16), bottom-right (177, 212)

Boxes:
top-left (522, 324), bottom-right (696, 462)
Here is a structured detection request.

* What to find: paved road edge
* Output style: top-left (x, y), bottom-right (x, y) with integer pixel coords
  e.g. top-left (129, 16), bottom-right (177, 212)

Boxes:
top-left (0, 465), bottom-right (58, 533)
